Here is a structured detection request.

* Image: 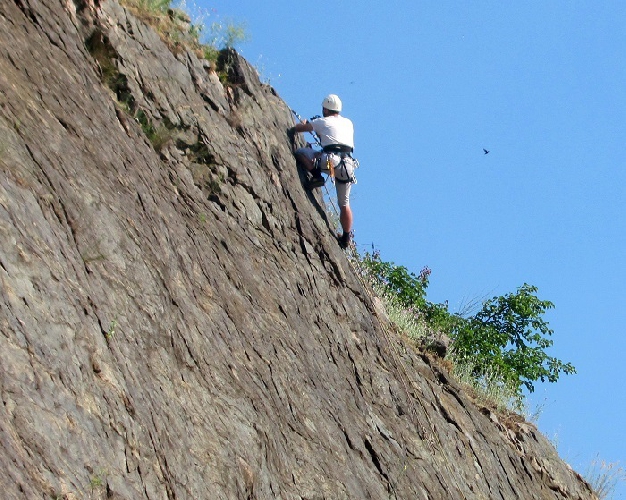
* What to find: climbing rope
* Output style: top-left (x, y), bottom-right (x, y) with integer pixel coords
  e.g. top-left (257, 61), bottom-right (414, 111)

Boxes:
top-left (290, 107), bottom-right (467, 497)
top-left (318, 215), bottom-right (467, 498)
top-left (344, 243), bottom-right (468, 499)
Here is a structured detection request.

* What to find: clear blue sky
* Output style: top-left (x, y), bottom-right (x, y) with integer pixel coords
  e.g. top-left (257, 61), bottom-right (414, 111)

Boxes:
top-left (192, 1), bottom-right (625, 495)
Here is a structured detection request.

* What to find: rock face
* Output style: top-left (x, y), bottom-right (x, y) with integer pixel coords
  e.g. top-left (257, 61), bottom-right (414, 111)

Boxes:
top-left (0, 1), bottom-right (596, 499)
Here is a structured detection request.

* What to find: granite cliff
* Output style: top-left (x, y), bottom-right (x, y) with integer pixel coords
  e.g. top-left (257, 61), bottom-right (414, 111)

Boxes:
top-left (0, 0), bottom-right (597, 498)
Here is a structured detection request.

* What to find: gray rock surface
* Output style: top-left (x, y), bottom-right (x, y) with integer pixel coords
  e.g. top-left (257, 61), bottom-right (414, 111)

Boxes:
top-left (0, 0), bottom-right (596, 498)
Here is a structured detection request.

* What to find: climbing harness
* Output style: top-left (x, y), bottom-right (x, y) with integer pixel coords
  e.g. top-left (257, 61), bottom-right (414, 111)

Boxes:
top-left (326, 154), bottom-right (335, 180)
top-left (325, 151), bottom-right (358, 184)
top-left (290, 108), bottom-right (359, 186)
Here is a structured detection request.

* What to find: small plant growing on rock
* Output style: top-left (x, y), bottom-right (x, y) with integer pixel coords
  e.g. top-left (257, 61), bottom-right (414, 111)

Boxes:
top-left (208, 19), bottom-right (249, 49)
top-left (134, 110), bottom-right (176, 151)
top-left (86, 31), bottom-right (135, 111)
top-left (88, 467), bottom-right (108, 498)
top-left (105, 319), bottom-right (117, 343)
top-left (122, 0), bottom-right (171, 15)
top-left (358, 249), bottom-right (459, 336)
top-left (584, 457), bottom-right (626, 500)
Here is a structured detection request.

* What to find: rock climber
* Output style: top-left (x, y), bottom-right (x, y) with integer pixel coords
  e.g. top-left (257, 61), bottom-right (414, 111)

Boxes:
top-left (291, 94), bottom-right (357, 249)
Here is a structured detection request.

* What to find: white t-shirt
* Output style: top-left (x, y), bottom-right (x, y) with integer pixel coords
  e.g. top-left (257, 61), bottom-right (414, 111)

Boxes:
top-left (311, 115), bottom-right (354, 149)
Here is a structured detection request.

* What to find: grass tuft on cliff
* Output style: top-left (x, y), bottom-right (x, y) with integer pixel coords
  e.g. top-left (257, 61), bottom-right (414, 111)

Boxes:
top-left (119, 0), bottom-right (248, 62)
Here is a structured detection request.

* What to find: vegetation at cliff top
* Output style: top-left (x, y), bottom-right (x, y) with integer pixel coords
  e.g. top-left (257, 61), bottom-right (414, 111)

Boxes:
top-left (97, 0), bottom-right (248, 151)
top-left (119, 0), bottom-right (249, 61)
top-left (585, 457), bottom-right (626, 500)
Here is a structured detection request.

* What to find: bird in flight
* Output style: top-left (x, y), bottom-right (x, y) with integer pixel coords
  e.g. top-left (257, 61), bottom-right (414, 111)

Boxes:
top-left (483, 148), bottom-right (490, 155)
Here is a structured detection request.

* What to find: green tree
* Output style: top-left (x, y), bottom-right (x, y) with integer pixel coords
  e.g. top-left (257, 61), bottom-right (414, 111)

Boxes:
top-left (450, 283), bottom-right (576, 395)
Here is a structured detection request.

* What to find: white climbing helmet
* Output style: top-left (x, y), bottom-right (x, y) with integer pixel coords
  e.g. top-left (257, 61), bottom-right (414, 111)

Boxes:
top-left (322, 94), bottom-right (342, 112)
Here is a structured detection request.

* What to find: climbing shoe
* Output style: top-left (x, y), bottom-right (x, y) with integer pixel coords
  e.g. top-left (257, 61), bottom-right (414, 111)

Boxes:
top-left (306, 174), bottom-right (325, 189)
top-left (338, 231), bottom-right (353, 249)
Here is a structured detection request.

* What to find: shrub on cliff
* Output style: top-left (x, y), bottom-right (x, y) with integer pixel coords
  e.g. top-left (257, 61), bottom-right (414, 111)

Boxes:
top-left (358, 250), bottom-right (576, 410)
top-left (359, 249), bottom-right (460, 337)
